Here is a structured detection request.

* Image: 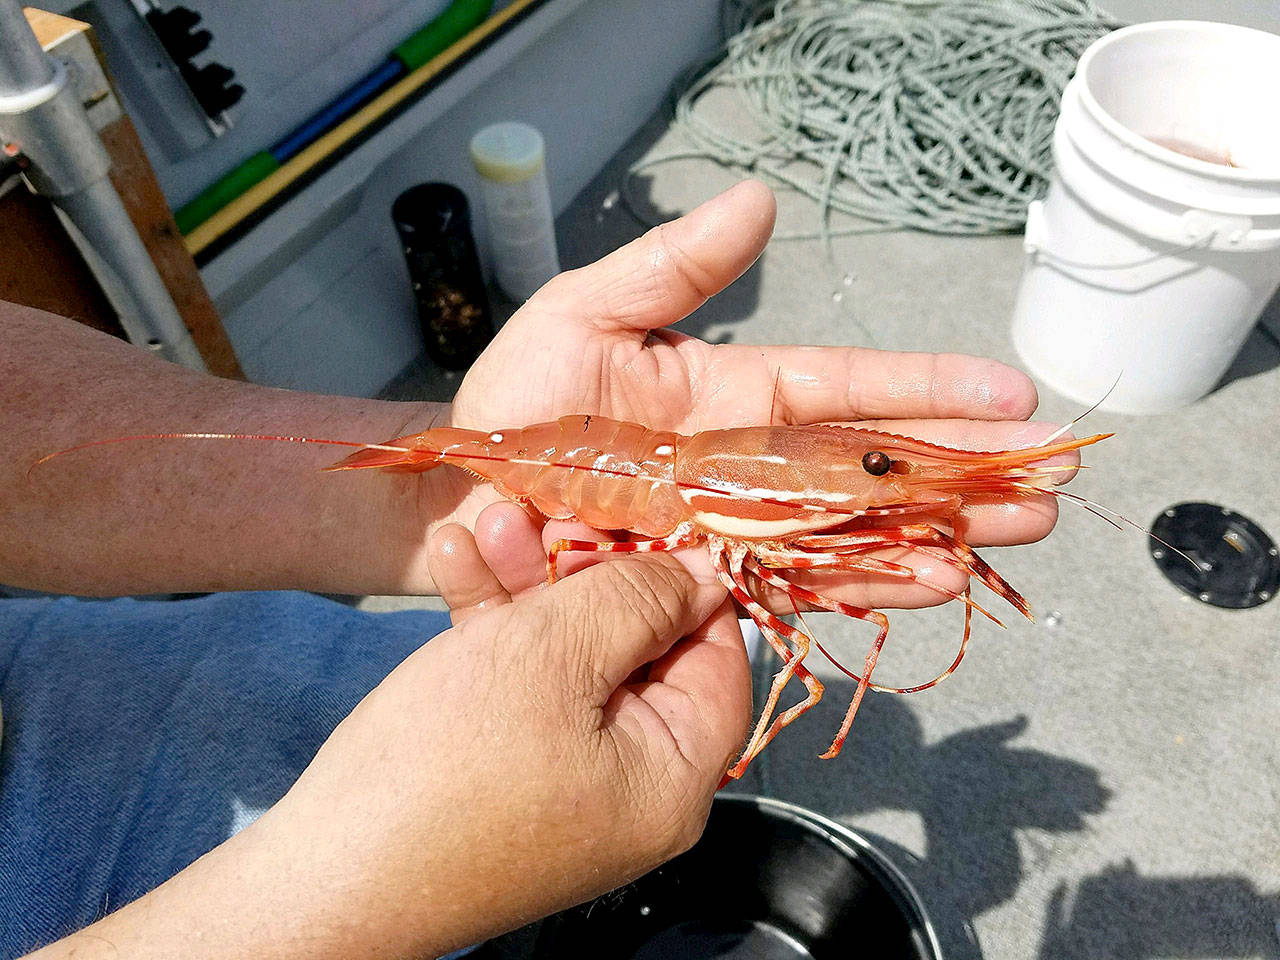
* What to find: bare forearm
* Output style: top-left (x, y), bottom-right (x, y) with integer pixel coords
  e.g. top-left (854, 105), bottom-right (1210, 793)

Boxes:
top-left (1, 302), bottom-right (464, 596)
top-left (20, 817), bottom-right (446, 960)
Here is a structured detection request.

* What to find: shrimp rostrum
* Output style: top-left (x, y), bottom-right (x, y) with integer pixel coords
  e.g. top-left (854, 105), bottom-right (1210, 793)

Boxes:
top-left (326, 415), bottom-right (1106, 780)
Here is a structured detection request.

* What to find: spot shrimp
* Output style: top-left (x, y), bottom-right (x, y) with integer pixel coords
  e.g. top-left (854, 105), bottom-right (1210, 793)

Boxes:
top-left (35, 414), bottom-right (1117, 780)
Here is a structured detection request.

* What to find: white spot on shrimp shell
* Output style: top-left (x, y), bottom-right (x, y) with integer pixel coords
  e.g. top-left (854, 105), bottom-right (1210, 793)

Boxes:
top-left (489, 433), bottom-right (504, 443)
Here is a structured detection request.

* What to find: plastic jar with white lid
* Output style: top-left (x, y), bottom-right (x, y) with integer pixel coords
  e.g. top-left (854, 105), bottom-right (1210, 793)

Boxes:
top-left (469, 121), bottom-right (561, 302)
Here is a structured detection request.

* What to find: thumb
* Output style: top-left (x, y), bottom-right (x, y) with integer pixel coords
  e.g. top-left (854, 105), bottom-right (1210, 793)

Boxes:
top-left (534, 555), bottom-right (726, 703)
top-left (539, 179), bottom-right (776, 335)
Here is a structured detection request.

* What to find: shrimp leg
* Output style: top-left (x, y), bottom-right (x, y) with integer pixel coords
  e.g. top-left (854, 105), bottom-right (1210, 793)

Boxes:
top-left (713, 546), bottom-right (825, 780)
top-left (789, 525), bottom-right (1030, 618)
top-left (545, 523), bottom-right (697, 583)
top-left (745, 559), bottom-right (974, 758)
top-left (741, 561), bottom-right (889, 759)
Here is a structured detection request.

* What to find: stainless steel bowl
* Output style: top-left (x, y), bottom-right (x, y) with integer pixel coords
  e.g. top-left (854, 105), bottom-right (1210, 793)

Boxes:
top-left (528, 794), bottom-right (942, 959)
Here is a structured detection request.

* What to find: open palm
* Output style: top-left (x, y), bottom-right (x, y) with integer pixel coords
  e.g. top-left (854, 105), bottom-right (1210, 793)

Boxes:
top-left (454, 181), bottom-right (1039, 435)
top-left (424, 181), bottom-right (1069, 614)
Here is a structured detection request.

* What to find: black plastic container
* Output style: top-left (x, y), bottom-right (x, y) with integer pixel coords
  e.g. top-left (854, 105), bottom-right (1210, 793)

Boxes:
top-left (391, 183), bottom-right (494, 370)
top-left (526, 795), bottom-right (942, 959)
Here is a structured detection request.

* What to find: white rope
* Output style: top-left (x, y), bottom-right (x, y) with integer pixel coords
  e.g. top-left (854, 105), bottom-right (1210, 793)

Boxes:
top-left (626, 0), bottom-right (1120, 240)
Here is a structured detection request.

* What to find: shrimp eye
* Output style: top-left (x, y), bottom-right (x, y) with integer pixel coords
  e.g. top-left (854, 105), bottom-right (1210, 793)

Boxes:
top-left (861, 450), bottom-right (892, 476)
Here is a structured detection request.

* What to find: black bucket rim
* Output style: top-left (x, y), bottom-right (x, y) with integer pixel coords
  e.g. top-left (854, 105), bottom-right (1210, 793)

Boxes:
top-left (522, 793), bottom-right (945, 959)
top-left (720, 794), bottom-right (944, 960)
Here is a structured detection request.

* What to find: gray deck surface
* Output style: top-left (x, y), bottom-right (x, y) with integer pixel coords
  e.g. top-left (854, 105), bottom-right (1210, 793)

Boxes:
top-left (376, 104), bottom-right (1280, 958)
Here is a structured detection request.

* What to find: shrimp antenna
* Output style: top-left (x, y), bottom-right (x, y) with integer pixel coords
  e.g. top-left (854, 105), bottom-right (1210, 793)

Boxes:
top-left (1035, 371), bottom-right (1123, 448)
top-left (769, 365), bottom-right (785, 424)
top-left (26, 433), bottom-right (416, 483)
top-left (1008, 479), bottom-right (1199, 571)
top-left (1009, 372), bottom-right (1196, 573)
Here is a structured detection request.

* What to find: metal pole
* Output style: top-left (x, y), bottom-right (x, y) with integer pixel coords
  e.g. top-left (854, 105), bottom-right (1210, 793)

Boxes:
top-left (0, 0), bottom-right (207, 370)
top-left (0, 1), bottom-right (54, 96)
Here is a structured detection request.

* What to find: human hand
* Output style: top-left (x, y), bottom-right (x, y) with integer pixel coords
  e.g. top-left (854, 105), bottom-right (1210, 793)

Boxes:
top-left (243, 556), bottom-right (747, 958)
top-left (417, 180), bottom-right (1069, 611)
top-left (28, 556), bottom-right (749, 960)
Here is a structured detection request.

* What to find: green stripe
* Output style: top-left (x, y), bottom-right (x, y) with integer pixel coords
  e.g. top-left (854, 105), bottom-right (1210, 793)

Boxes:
top-left (392, 0), bottom-right (493, 71)
top-left (174, 151), bottom-right (279, 235)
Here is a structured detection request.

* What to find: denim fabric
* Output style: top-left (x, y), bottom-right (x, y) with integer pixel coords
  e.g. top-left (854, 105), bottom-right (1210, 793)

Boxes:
top-left (0, 591), bottom-right (451, 957)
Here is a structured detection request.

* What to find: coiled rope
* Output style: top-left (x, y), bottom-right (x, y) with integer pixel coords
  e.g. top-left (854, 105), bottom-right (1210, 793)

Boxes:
top-left (627, 0), bottom-right (1120, 238)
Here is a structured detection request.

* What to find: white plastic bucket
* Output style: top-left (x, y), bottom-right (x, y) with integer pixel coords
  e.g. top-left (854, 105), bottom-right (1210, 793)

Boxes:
top-left (1011, 21), bottom-right (1280, 415)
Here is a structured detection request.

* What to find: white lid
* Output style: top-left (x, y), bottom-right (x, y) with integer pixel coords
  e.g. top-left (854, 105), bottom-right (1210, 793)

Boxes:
top-left (469, 122), bottom-right (545, 183)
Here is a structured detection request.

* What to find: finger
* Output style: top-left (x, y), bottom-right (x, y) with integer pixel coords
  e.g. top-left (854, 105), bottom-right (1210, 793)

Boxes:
top-left (747, 545), bottom-right (972, 612)
top-left (846, 418), bottom-right (1078, 549)
top-left (609, 599), bottom-right (751, 778)
top-left (540, 555), bottom-right (726, 702)
top-left (958, 493), bottom-right (1060, 548)
top-left (853, 418), bottom-right (1083, 469)
top-left (855, 417), bottom-right (1084, 491)
top-left (427, 523), bottom-right (510, 625)
top-left (720, 344), bottom-right (1039, 422)
top-left (472, 502), bottom-right (550, 598)
top-left (539, 180), bottom-right (776, 334)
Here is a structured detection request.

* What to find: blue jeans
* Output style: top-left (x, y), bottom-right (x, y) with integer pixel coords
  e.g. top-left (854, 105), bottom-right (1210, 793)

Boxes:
top-left (0, 591), bottom-right (451, 956)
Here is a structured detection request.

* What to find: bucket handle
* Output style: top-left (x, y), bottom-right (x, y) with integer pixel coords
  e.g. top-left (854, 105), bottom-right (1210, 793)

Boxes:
top-left (1021, 201), bottom-right (1221, 294)
top-left (1023, 200), bottom-right (1226, 271)
top-left (1025, 197), bottom-right (1280, 265)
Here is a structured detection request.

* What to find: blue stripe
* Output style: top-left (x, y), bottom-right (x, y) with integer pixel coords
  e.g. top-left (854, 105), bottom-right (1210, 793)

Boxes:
top-left (271, 59), bottom-right (407, 163)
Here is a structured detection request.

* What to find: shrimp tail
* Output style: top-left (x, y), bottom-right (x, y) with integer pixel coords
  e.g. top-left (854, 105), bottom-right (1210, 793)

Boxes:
top-left (322, 427), bottom-right (480, 473)
top-left (323, 445), bottom-right (443, 473)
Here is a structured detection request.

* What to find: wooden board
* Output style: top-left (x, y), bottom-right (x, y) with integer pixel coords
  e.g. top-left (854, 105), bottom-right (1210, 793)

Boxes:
top-left (100, 114), bottom-right (243, 378)
top-left (22, 8), bottom-right (87, 48)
